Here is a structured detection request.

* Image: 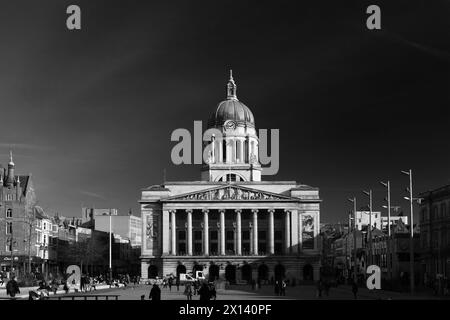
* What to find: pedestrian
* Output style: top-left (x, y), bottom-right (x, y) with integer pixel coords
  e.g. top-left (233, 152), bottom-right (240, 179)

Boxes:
top-left (176, 278), bottom-right (180, 291)
top-left (209, 283), bottom-right (217, 300)
top-left (198, 282), bottom-right (210, 302)
top-left (274, 280), bottom-right (279, 296)
top-left (352, 281), bottom-right (358, 299)
top-left (184, 283), bottom-right (193, 300)
top-left (149, 283), bottom-right (161, 300)
top-left (324, 281), bottom-right (330, 297)
top-left (281, 280), bottom-right (286, 296)
top-left (6, 275), bottom-right (20, 298)
top-left (168, 277), bottom-right (173, 291)
top-left (317, 280), bottom-right (323, 298)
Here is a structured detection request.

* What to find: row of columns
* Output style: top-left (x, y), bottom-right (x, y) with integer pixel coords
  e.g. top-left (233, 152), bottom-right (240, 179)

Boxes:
top-left (210, 136), bottom-right (257, 164)
top-left (164, 209), bottom-right (297, 256)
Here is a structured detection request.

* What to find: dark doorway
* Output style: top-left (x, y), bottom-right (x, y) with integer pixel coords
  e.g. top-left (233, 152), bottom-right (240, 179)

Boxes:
top-left (225, 265), bottom-right (236, 284)
top-left (209, 264), bottom-right (220, 281)
top-left (274, 264), bottom-right (285, 280)
top-left (303, 264), bottom-right (313, 281)
top-left (258, 264), bottom-right (269, 281)
top-left (148, 265), bottom-right (158, 279)
top-left (241, 264), bottom-right (252, 283)
top-left (176, 264), bottom-right (186, 280)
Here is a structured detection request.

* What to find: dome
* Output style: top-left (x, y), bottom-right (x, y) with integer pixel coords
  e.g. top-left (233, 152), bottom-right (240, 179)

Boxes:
top-left (208, 99), bottom-right (255, 128)
top-left (207, 70), bottom-right (255, 128)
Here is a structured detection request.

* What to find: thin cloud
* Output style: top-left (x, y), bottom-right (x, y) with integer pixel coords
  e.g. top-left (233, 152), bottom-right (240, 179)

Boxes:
top-left (78, 190), bottom-right (107, 200)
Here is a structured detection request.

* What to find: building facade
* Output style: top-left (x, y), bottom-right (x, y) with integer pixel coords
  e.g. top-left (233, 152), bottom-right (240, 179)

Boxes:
top-left (140, 73), bottom-right (321, 284)
top-left (0, 153), bottom-right (40, 277)
top-left (419, 185), bottom-right (450, 284)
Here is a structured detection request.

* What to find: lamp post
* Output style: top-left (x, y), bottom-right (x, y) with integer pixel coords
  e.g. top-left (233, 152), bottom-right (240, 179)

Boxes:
top-left (401, 169), bottom-right (415, 295)
top-left (380, 180), bottom-right (392, 283)
top-left (347, 197), bottom-right (357, 283)
top-left (362, 189), bottom-right (373, 266)
top-left (109, 212), bottom-right (112, 286)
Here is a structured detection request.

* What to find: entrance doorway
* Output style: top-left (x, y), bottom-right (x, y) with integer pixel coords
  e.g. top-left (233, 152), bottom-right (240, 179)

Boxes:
top-left (303, 264), bottom-right (313, 281)
top-left (241, 264), bottom-right (252, 283)
top-left (274, 264), bottom-right (285, 280)
top-left (209, 264), bottom-right (220, 281)
top-left (148, 265), bottom-right (158, 279)
top-left (225, 264), bottom-right (236, 284)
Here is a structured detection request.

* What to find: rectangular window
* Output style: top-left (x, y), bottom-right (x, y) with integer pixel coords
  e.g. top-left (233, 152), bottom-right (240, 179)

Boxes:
top-left (6, 244), bottom-right (12, 252)
top-left (226, 231), bottom-right (234, 241)
top-left (6, 209), bottom-right (12, 218)
top-left (178, 230), bottom-right (186, 240)
top-left (275, 230), bottom-right (282, 240)
top-left (210, 230), bottom-right (218, 240)
top-left (178, 243), bottom-right (186, 254)
top-left (37, 231), bottom-right (41, 243)
top-left (258, 230), bottom-right (266, 240)
top-left (242, 230), bottom-right (250, 240)
top-left (6, 222), bottom-right (12, 235)
top-left (194, 231), bottom-right (202, 241)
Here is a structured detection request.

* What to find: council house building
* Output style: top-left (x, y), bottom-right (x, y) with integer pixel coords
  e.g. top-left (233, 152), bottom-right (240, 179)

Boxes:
top-left (139, 72), bottom-right (322, 284)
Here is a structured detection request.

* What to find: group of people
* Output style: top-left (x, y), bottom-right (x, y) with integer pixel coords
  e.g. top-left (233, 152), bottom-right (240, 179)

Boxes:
top-left (183, 282), bottom-right (216, 301)
top-left (274, 280), bottom-right (287, 296)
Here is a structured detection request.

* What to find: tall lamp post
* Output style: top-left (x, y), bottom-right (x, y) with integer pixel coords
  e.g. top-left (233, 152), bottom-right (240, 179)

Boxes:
top-left (380, 180), bottom-right (392, 283)
top-left (362, 189), bottom-right (373, 266)
top-left (347, 197), bottom-right (357, 283)
top-left (401, 169), bottom-right (416, 295)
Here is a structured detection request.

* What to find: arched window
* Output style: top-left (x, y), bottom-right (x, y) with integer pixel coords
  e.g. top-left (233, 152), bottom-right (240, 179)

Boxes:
top-left (236, 140), bottom-right (240, 162)
top-left (223, 174), bottom-right (238, 182)
top-left (222, 140), bottom-right (227, 163)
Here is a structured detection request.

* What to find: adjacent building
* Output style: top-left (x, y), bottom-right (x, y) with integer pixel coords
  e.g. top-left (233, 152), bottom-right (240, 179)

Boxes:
top-left (418, 185), bottom-right (450, 285)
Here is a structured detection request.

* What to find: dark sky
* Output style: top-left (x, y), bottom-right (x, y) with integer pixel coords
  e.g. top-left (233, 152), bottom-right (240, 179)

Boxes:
top-left (0, 0), bottom-right (449, 223)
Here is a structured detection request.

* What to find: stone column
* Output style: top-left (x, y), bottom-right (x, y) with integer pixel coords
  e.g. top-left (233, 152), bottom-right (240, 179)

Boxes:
top-left (240, 139), bottom-right (244, 163)
top-left (219, 209), bottom-right (226, 255)
top-left (162, 210), bottom-right (170, 254)
top-left (186, 209), bottom-right (193, 256)
top-left (218, 140), bottom-right (223, 163)
top-left (235, 209), bottom-right (242, 255)
top-left (291, 210), bottom-right (299, 254)
top-left (268, 209), bottom-right (275, 255)
top-left (284, 210), bottom-right (291, 255)
top-left (202, 209), bottom-right (209, 256)
top-left (211, 134), bottom-right (216, 163)
top-left (170, 210), bottom-right (177, 255)
top-left (252, 209), bottom-right (258, 255)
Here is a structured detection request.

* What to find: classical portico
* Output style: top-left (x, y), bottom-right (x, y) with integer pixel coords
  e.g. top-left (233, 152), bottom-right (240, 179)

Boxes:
top-left (140, 72), bottom-right (321, 283)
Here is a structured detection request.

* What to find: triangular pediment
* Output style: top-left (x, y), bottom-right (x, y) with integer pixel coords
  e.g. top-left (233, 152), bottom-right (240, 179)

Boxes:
top-left (163, 185), bottom-right (296, 202)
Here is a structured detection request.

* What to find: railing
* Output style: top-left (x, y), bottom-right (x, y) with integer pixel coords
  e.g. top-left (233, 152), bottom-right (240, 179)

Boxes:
top-left (46, 294), bottom-right (120, 300)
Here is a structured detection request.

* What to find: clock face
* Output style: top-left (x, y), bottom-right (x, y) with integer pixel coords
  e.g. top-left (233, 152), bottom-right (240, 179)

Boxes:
top-left (223, 120), bottom-right (237, 131)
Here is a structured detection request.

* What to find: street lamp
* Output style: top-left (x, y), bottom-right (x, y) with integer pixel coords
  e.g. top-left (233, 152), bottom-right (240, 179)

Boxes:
top-left (347, 197), bottom-right (357, 283)
top-left (362, 189), bottom-right (373, 266)
top-left (380, 180), bottom-right (392, 283)
top-left (401, 169), bottom-right (415, 295)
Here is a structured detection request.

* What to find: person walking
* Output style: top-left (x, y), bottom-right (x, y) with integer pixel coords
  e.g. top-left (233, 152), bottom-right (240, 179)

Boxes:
top-left (209, 283), bottom-right (217, 300)
top-left (176, 278), bottom-right (180, 291)
top-left (281, 280), bottom-right (286, 296)
top-left (149, 283), bottom-right (161, 300)
top-left (168, 277), bottom-right (173, 291)
top-left (317, 280), bottom-right (323, 298)
top-left (198, 282), bottom-right (211, 302)
top-left (6, 275), bottom-right (20, 298)
top-left (184, 283), bottom-right (193, 300)
top-left (352, 280), bottom-right (358, 300)
top-left (274, 280), bottom-right (279, 296)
